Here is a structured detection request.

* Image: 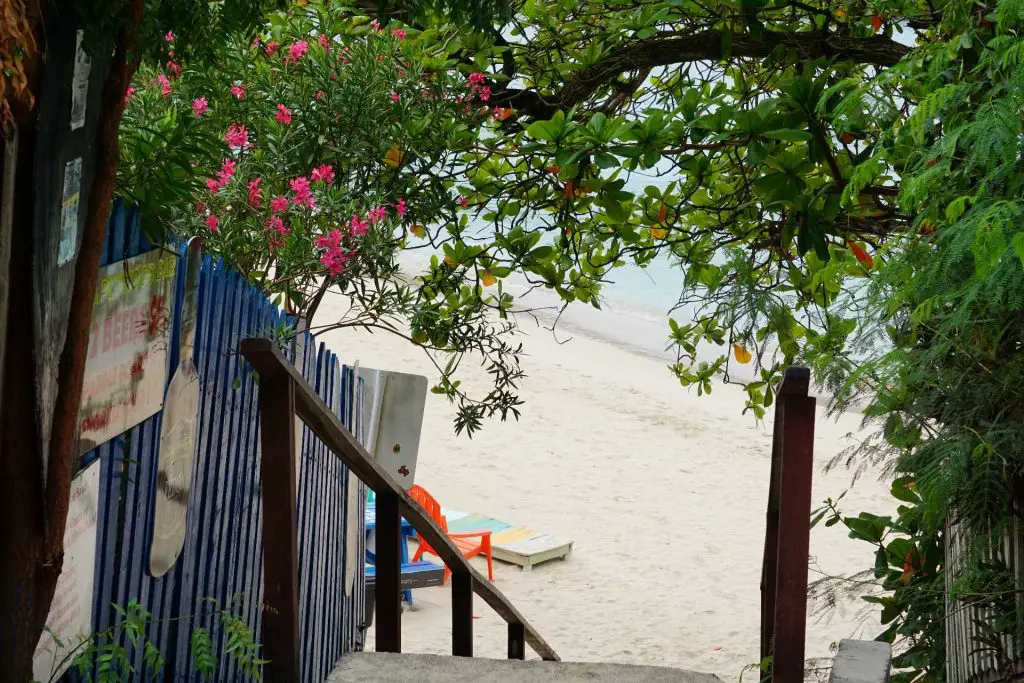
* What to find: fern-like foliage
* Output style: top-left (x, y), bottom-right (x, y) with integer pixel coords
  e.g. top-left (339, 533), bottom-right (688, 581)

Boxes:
top-left (191, 628), bottom-right (218, 679)
top-left (813, 0), bottom-right (1024, 678)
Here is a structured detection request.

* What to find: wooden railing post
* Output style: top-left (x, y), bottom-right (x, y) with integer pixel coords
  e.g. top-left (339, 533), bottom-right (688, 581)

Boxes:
top-left (452, 570), bottom-right (473, 657)
top-left (375, 489), bottom-right (402, 652)
top-left (761, 367), bottom-right (816, 682)
top-left (257, 372), bottom-right (301, 682)
top-left (508, 622), bottom-right (526, 660)
top-left (240, 337), bottom-right (561, 663)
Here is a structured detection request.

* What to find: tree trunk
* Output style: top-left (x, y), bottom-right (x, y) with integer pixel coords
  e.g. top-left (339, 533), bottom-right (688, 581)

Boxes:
top-left (0, 0), bottom-right (142, 675)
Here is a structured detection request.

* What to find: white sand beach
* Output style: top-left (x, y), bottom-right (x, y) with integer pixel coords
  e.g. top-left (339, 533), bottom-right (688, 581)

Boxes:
top-left (317, 275), bottom-right (895, 681)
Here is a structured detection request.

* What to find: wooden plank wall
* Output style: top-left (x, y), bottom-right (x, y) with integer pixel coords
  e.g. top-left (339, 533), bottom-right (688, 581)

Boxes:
top-left (67, 200), bottom-right (364, 681)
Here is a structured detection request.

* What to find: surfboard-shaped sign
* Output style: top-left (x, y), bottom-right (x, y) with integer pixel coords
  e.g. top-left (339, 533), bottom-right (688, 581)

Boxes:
top-left (149, 238), bottom-right (201, 577)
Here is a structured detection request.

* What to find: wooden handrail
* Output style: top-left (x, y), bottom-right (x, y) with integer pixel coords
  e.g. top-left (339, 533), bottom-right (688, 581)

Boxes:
top-left (760, 367), bottom-right (816, 682)
top-left (242, 337), bottom-right (560, 676)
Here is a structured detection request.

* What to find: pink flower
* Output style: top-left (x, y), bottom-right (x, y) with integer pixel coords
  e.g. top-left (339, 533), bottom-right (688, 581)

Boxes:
top-left (268, 233), bottom-right (286, 251)
top-left (156, 74), bottom-right (172, 97)
top-left (290, 176), bottom-right (315, 209)
top-left (395, 198), bottom-right (408, 217)
top-left (316, 231), bottom-right (341, 250)
top-left (275, 103), bottom-right (292, 125)
top-left (217, 158), bottom-right (236, 183)
top-left (165, 31), bottom-right (175, 43)
top-left (321, 250), bottom-right (352, 276)
top-left (247, 177), bottom-right (263, 207)
top-left (124, 87), bottom-right (135, 104)
top-left (391, 28), bottom-right (407, 39)
top-left (267, 216), bottom-right (290, 235)
top-left (310, 164), bottom-right (335, 185)
top-left (265, 40), bottom-right (280, 56)
top-left (458, 195), bottom-right (468, 208)
top-left (492, 106), bottom-right (513, 121)
top-left (192, 97), bottom-right (209, 117)
top-left (167, 61), bottom-right (182, 78)
top-left (350, 214), bottom-right (369, 236)
top-left (317, 229), bottom-right (354, 276)
top-left (231, 85), bottom-right (246, 99)
top-left (206, 178), bottom-right (224, 193)
top-left (319, 35), bottom-right (330, 51)
top-left (468, 72), bottom-right (486, 88)
top-left (370, 19), bottom-right (381, 32)
top-left (367, 205), bottom-right (388, 223)
top-left (390, 91), bottom-right (400, 103)
top-left (206, 214), bottom-right (220, 232)
top-left (195, 202), bottom-right (206, 214)
top-left (225, 123), bottom-right (249, 149)
top-left (270, 195), bottom-right (289, 214)
top-left (314, 91), bottom-right (327, 101)
top-left (287, 40), bottom-right (309, 63)
top-left (478, 86), bottom-right (491, 103)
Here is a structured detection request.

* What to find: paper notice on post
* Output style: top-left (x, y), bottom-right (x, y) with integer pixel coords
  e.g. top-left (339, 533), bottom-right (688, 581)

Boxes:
top-left (70, 30), bottom-right (91, 130)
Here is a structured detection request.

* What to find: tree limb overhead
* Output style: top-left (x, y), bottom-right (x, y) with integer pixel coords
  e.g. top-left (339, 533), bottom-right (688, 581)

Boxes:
top-left (496, 30), bottom-right (913, 118)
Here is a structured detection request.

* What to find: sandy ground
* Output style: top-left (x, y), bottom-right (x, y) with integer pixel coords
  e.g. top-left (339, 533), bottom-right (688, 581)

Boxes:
top-left (317, 292), bottom-right (895, 681)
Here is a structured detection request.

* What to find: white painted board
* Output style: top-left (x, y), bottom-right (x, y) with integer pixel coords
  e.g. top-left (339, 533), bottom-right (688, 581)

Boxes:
top-left (33, 460), bottom-right (101, 682)
top-left (356, 368), bottom-right (427, 489)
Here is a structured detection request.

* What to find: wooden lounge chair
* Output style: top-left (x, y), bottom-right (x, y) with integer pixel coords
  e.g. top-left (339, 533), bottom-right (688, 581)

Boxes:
top-left (408, 484), bottom-right (494, 582)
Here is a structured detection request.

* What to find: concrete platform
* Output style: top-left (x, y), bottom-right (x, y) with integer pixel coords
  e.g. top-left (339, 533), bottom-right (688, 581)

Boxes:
top-left (330, 652), bottom-right (723, 682)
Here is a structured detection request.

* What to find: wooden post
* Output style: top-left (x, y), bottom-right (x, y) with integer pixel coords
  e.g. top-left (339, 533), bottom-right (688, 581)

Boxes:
top-left (452, 570), bottom-right (473, 657)
top-left (508, 622), bottom-right (526, 660)
top-left (761, 403), bottom-right (784, 669)
top-left (375, 490), bottom-right (401, 652)
top-left (257, 373), bottom-right (301, 682)
top-left (761, 367), bottom-right (815, 682)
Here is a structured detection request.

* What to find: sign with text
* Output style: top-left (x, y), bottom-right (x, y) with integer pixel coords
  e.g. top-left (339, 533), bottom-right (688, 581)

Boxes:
top-left (78, 249), bottom-right (177, 453)
top-left (32, 460), bottom-right (101, 681)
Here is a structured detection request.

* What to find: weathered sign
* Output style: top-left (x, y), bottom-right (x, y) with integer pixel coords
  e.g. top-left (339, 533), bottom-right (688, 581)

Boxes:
top-left (150, 238), bottom-right (201, 577)
top-left (78, 249), bottom-right (177, 454)
top-left (32, 459), bottom-right (101, 682)
top-left (357, 368), bottom-right (428, 487)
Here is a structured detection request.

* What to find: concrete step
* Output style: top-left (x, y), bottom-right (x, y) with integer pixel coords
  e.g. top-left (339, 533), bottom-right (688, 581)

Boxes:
top-left (330, 652), bottom-right (722, 682)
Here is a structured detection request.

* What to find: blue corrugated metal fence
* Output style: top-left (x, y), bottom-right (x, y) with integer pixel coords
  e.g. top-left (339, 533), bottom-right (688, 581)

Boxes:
top-left (67, 201), bottom-right (364, 681)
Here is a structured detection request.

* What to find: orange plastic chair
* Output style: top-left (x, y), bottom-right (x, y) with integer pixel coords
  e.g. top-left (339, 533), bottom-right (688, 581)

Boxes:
top-left (408, 484), bottom-right (494, 583)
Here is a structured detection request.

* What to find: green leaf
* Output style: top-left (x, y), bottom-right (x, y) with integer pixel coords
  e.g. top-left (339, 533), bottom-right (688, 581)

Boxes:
top-left (762, 129), bottom-right (813, 142)
top-left (597, 197), bottom-right (629, 222)
top-left (526, 120), bottom-right (561, 142)
top-left (594, 151), bottom-right (619, 169)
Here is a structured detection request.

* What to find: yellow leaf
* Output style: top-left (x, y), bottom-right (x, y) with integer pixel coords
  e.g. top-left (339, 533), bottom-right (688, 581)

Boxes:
top-left (657, 203), bottom-right (667, 225)
top-left (651, 227), bottom-right (667, 239)
top-left (410, 224), bottom-right (425, 237)
top-left (481, 270), bottom-right (497, 287)
top-left (384, 144), bottom-right (404, 168)
top-left (733, 344), bottom-right (752, 364)
top-left (443, 255), bottom-right (456, 266)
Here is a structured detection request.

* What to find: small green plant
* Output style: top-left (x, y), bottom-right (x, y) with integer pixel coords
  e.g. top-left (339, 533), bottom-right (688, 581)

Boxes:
top-left (34, 598), bottom-right (265, 683)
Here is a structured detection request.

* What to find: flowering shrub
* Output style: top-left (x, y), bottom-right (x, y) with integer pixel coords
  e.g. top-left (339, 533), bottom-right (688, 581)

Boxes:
top-left (119, 4), bottom-right (521, 433)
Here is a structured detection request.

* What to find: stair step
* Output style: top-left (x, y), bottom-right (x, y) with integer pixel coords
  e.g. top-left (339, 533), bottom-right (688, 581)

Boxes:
top-left (330, 652), bottom-right (722, 682)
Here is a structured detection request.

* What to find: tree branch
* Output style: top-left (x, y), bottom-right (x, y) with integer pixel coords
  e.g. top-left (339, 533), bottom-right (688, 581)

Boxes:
top-left (495, 30), bottom-right (912, 118)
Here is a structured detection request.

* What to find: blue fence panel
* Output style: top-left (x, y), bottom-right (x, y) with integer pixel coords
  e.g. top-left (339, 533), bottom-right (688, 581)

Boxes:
top-left (66, 202), bottom-right (365, 681)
